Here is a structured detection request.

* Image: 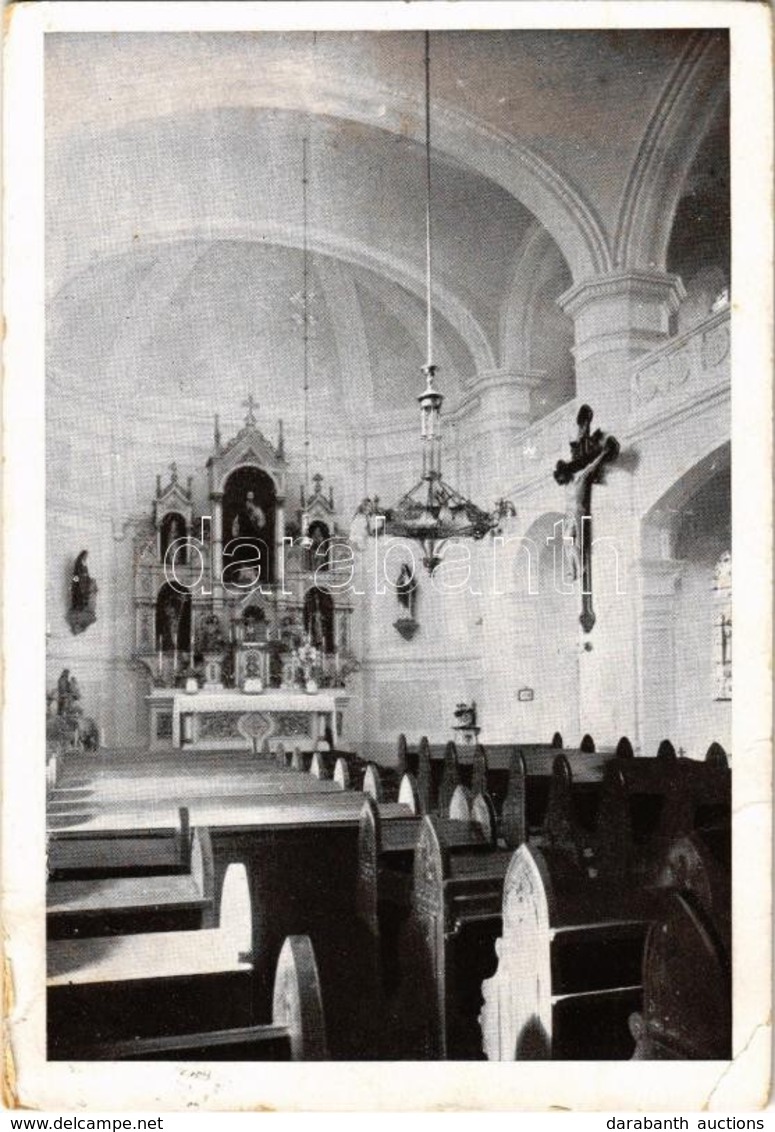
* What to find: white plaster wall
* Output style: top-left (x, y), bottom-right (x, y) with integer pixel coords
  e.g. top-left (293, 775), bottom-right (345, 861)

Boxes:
top-left (673, 559), bottom-right (731, 756)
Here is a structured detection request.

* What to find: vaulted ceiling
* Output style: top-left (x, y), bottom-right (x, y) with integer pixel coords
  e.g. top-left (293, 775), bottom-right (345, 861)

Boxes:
top-left (46, 29), bottom-right (728, 440)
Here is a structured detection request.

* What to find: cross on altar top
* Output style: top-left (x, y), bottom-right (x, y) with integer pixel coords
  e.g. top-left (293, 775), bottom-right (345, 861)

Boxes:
top-left (243, 394), bottom-right (259, 427)
top-left (312, 472), bottom-right (324, 494)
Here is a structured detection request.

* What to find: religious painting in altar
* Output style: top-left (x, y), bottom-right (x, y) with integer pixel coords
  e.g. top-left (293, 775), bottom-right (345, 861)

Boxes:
top-left (155, 580), bottom-right (192, 654)
top-left (222, 464), bottom-right (277, 587)
top-left (304, 586), bottom-right (335, 653)
top-left (159, 510), bottom-right (188, 565)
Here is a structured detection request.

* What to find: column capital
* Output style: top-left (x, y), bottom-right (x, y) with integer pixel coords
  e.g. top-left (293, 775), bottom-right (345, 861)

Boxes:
top-left (210, 491), bottom-right (224, 502)
top-left (559, 270), bottom-right (686, 318)
top-left (559, 270), bottom-right (686, 367)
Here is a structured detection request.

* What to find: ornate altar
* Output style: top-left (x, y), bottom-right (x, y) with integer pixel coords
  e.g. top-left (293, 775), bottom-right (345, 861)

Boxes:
top-left (133, 400), bottom-right (357, 748)
top-left (147, 688), bottom-right (349, 752)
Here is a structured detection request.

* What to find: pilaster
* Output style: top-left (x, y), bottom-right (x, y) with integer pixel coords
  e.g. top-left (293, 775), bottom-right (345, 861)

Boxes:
top-left (559, 271), bottom-right (685, 430)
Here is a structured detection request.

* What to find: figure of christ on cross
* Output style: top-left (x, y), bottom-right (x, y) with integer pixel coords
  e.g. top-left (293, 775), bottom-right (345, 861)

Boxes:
top-left (553, 404), bottom-right (620, 632)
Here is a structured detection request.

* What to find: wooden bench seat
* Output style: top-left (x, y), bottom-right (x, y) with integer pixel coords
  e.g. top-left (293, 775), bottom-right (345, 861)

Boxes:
top-left (48, 807), bottom-right (192, 878)
top-left (48, 861), bottom-right (255, 1058)
top-left (81, 935), bottom-right (328, 1062)
top-left (47, 824), bottom-right (214, 939)
top-left (48, 924), bottom-right (248, 988)
top-left (48, 873), bottom-right (208, 919)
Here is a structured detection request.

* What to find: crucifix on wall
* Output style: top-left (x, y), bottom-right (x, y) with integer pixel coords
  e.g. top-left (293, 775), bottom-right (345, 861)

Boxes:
top-left (553, 404), bottom-right (620, 633)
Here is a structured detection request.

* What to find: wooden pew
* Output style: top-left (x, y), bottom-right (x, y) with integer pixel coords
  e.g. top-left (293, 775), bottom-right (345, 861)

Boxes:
top-left (47, 826), bottom-right (215, 940)
top-left (81, 935), bottom-right (328, 1062)
top-left (485, 741), bottom-right (626, 849)
top-left (416, 735), bottom-right (566, 818)
top-left (630, 825), bottom-right (731, 1059)
top-left (48, 861), bottom-right (255, 1058)
top-left (595, 747), bottom-right (731, 886)
top-left (479, 841), bottom-right (663, 1060)
top-left (407, 811), bottom-right (521, 1058)
top-left (48, 806), bottom-right (193, 880)
top-left (355, 794), bottom-right (499, 1058)
top-left (200, 794), bottom-right (417, 1059)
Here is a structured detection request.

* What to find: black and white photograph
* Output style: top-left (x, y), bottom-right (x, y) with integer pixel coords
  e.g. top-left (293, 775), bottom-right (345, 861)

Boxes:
top-left (3, 0), bottom-right (772, 1113)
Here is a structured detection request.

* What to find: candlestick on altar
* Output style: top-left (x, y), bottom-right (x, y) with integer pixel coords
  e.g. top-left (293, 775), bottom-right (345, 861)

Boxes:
top-left (157, 636), bottom-right (163, 677)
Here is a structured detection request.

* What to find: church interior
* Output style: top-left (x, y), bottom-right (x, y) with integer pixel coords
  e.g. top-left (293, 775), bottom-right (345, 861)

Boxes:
top-left (44, 28), bottom-right (734, 1065)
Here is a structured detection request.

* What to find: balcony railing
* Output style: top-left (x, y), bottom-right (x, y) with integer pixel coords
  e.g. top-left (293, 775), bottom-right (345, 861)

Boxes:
top-left (630, 307), bottom-right (730, 425)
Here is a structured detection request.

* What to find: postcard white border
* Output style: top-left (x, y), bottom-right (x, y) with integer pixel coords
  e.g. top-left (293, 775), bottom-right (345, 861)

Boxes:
top-left (3, 0), bottom-right (772, 1112)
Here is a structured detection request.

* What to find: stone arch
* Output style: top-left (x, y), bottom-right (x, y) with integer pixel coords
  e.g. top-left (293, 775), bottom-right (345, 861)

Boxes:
top-left (51, 89), bottom-right (611, 286)
top-left (499, 224), bottom-right (572, 376)
top-left (638, 441), bottom-right (731, 759)
top-left (640, 441), bottom-right (730, 558)
top-left (613, 30), bottom-right (728, 272)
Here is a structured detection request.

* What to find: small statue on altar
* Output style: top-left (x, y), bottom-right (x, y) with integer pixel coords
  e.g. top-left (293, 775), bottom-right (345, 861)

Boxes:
top-left (199, 613), bottom-right (225, 652)
top-left (67, 550), bottom-right (98, 635)
top-left (242, 606), bottom-right (267, 643)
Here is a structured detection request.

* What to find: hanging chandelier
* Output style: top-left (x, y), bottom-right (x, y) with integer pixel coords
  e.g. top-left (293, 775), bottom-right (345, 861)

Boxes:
top-left (359, 31), bottom-right (507, 574)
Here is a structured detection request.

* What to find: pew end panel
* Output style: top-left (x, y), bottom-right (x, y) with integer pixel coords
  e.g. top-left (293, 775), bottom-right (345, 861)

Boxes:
top-left (630, 892), bottom-right (731, 1060)
top-left (398, 773), bottom-right (421, 815)
top-left (410, 816), bottom-right (509, 1058)
top-left (500, 751), bottom-right (528, 848)
top-left (333, 757), bottom-right (351, 790)
top-left (480, 843), bottom-right (658, 1061)
top-left (272, 934), bottom-right (329, 1060)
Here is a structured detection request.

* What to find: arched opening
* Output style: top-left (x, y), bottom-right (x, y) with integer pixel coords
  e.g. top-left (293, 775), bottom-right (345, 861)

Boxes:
top-left (306, 520), bottom-right (331, 573)
top-left (504, 512), bottom-right (580, 743)
top-left (222, 466), bottom-right (276, 586)
top-left (155, 581), bottom-right (192, 653)
top-left (667, 97), bottom-right (730, 334)
top-left (160, 511), bottom-right (188, 565)
top-left (304, 587), bottom-right (335, 653)
top-left (640, 444), bottom-right (730, 757)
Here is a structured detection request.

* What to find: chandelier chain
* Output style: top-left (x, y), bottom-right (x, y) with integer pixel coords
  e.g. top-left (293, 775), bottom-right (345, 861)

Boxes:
top-left (302, 136), bottom-right (311, 490)
top-left (424, 30), bottom-right (434, 372)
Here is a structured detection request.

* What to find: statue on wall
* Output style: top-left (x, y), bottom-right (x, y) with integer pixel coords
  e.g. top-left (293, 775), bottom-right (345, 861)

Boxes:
top-left (553, 405), bottom-right (620, 632)
top-left (67, 549), bottom-right (98, 635)
top-left (393, 562), bottom-right (419, 641)
top-left (53, 668), bottom-right (98, 751)
top-left (396, 562), bottom-right (418, 620)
